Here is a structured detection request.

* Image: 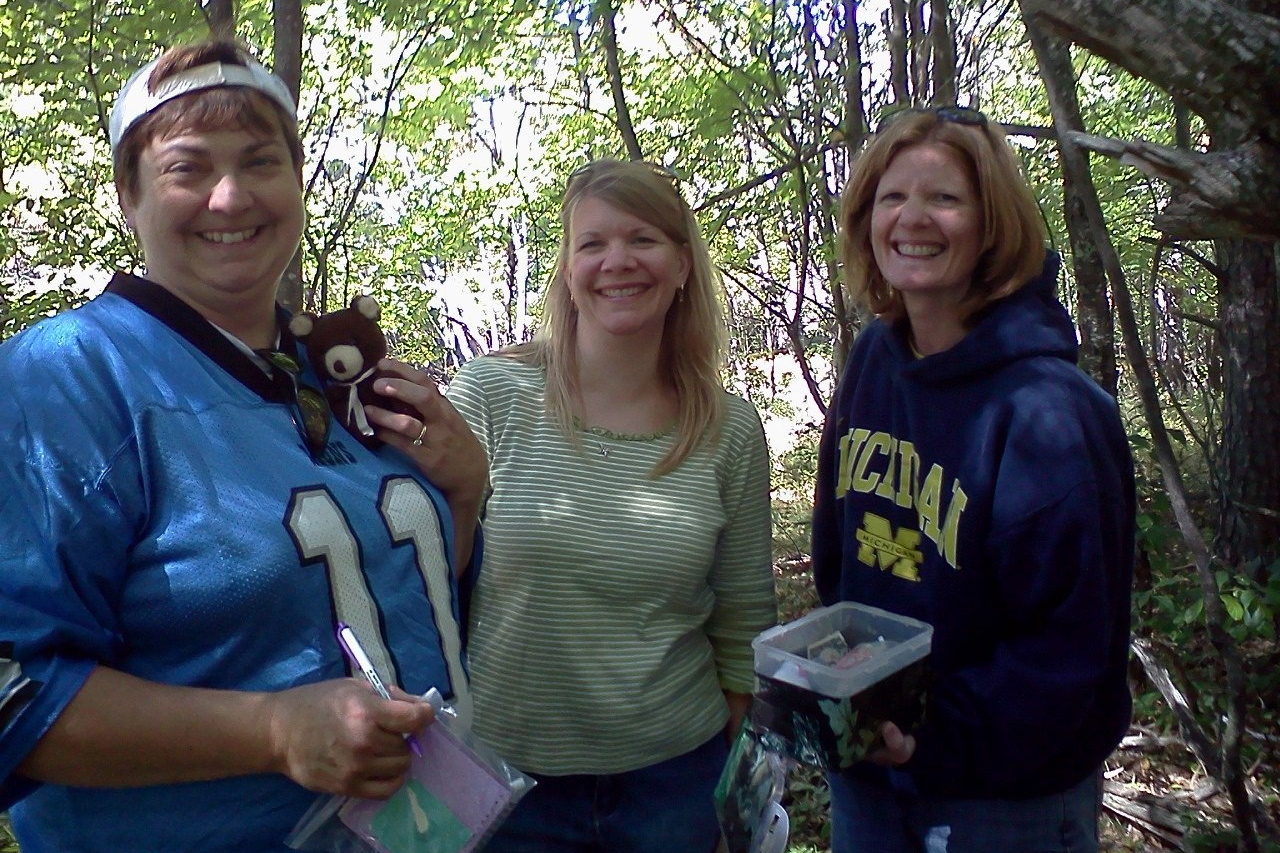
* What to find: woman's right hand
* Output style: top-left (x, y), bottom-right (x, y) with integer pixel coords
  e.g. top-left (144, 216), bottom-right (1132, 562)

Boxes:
top-left (264, 678), bottom-right (434, 799)
top-left (17, 667), bottom-right (431, 794)
top-left (867, 720), bottom-right (916, 767)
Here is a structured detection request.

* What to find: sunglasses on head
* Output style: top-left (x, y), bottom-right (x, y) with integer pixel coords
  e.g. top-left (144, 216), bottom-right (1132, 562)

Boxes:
top-left (257, 347), bottom-right (332, 460)
top-left (566, 159), bottom-right (680, 190)
top-left (875, 105), bottom-right (988, 134)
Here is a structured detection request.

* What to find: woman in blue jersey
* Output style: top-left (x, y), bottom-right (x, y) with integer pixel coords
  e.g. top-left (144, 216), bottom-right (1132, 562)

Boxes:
top-left (446, 160), bottom-right (777, 852)
top-left (811, 107), bottom-right (1135, 853)
top-left (0, 39), bottom-right (486, 851)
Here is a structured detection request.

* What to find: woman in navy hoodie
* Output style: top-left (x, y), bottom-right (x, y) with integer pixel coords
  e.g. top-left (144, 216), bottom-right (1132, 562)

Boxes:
top-left (811, 106), bottom-right (1134, 853)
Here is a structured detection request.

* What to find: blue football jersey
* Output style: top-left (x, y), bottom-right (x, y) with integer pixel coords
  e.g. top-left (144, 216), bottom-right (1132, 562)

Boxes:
top-left (0, 273), bottom-right (472, 852)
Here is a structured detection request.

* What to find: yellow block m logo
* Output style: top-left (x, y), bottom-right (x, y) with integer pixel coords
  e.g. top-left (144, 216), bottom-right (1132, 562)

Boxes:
top-left (854, 513), bottom-right (923, 581)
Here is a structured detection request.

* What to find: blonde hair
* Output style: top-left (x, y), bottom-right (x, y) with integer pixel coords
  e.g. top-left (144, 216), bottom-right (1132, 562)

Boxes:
top-left (501, 160), bottom-right (727, 477)
top-left (838, 110), bottom-right (1046, 324)
top-left (113, 40), bottom-right (303, 201)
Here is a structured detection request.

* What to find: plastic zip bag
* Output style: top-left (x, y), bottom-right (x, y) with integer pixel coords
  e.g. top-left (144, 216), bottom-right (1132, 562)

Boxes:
top-left (714, 717), bottom-right (790, 853)
top-left (287, 690), bottom-right (534, 853)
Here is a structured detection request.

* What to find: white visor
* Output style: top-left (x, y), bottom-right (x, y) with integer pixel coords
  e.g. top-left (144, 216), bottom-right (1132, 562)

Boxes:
top-left (109, 58), bottom-right (297, 153)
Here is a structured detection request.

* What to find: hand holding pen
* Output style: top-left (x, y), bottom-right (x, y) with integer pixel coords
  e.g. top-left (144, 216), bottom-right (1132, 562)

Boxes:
top-left (257, 669), bottom-right (431, 799)
top-left (337, 623), bottom-right (424, 757)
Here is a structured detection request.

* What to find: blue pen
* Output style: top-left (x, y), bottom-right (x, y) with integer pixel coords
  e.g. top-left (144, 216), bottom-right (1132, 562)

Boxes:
top-left (336, 622), bottom-right (423, 757)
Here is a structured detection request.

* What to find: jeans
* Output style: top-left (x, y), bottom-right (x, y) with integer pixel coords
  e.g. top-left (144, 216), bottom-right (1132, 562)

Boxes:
top-left (481, 734), bottom-right (728, 853)
top-left (827, 768), bottom-right (1101, 853)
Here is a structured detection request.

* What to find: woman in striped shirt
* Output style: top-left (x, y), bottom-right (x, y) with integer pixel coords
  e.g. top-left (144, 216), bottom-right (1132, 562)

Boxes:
top-left (448, 159), bottom-right (777, 853)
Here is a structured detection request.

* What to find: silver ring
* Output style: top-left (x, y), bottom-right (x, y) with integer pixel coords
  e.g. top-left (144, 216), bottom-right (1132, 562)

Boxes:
top-left (411, 424), bottom-right (427, 447)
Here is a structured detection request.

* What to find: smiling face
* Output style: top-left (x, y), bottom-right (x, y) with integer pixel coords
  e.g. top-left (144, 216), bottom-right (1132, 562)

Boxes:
top-left (119, 103), bottom-right (304, 320)
top-left (564, 195), bottom-right (691, 346)
top-left (870, 143), bottom-right (984, 317)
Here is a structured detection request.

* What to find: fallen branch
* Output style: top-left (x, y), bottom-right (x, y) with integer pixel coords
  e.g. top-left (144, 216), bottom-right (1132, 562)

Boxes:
top-left (1118, 732), bottom-right (1189, 752)
top-left (1131, 638), bottom-right (1223, 778)
top-left (1102, 780), bottom-right (1185, 848)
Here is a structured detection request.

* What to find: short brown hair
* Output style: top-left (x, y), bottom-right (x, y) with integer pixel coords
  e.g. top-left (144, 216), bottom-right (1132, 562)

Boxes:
top-left (838, 110), bottom-right (1046, 324)
top-left (113, 40), bottom-right (303, 200)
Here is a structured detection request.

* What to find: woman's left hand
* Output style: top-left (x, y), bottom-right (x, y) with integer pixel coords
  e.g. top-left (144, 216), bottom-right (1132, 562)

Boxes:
top-left (363, 358), bottom-right (487, 573)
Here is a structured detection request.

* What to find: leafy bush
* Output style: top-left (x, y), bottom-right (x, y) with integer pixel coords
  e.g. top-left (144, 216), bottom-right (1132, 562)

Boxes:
top-left (772, 555), bottom-right (831, 850)
top-left (1, 814), bottom-right (17, 853)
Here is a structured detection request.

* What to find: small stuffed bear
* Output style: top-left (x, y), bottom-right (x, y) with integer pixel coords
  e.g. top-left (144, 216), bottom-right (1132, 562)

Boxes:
top-left (288, 295), bottom-right (417, 448)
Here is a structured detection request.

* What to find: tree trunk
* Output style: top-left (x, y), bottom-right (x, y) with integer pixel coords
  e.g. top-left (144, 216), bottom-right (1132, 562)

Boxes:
top-left (826, 0), bottom-right (865, 381)
top-left (928, 0), bottom-right (956, 106)
top-left (273, 0), bottom-right (305, 312)
top-left (1215, 239), bottom-right (1280, 573)
top-left (1020, 19), bottom-right (1118, 393)
top-left (886, 0), bottom-right (910, 106)
top-left (908, 0), bottom-right (928, 102)
top-left (599, 0), bottom-right (643, 161)
top-left (1215, 0), bottom-right (1280, 587)
top-left (203, 0), bottom-right (236, 40)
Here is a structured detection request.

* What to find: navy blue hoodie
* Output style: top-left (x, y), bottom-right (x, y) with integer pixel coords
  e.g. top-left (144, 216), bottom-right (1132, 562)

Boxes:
top-left (811, 253), bottom-right (1134, 799)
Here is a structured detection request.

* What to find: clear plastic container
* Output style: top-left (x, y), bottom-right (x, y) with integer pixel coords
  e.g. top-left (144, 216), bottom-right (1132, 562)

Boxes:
top-left (752, 601), bottom-right (932, 697)
top-left (750, 602), bottom-right (933, 769)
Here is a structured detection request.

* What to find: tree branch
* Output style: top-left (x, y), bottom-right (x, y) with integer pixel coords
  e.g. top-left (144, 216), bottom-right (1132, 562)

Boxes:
top-left (1018, 0), bottom-right (1280, 142)
top-left (1067, 132), bottom-right (1280, 240)
top-left (599, 0), bottom-right (643, 160)
top-left (1019, 0), bottom-right (1280, 242)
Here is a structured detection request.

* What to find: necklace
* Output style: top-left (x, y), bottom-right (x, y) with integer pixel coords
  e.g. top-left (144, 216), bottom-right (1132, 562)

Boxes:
top-left (906, 331), bottom-right (925, 360)
top-left (596, 441), bottom-right (610, 459)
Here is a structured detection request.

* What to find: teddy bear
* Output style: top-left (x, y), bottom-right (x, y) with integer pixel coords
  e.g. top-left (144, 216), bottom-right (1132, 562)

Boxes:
top-left (288, 294), bottom-right (417, 448)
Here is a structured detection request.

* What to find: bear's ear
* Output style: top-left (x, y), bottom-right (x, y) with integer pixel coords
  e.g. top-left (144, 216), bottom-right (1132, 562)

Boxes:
top-left (289, 313), bottom-right (317, 339)
top-left (352, 295), bottom-right (381, 323)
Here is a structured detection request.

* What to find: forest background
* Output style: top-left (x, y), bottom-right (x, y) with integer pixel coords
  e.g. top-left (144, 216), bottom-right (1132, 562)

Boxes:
top-left (1, 0), bottom-right (1278, 851)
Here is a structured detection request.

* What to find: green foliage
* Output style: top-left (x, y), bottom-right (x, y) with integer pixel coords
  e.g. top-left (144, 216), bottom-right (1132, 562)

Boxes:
top-left (773, 427), bottom-right (821, 560)
top-left (1133, 483), bottom-right (1179, 568)
top-left (1216, 567), bottom-right (1278, 640)
top-left (1135, 572), bottom-right (1202, 639)
top-left (0, 1), bottom-right (1273, 847)
top-left (783, 764), bottom-right (832, 850)
top-left (1131, 486), bottom-right (1280, 798)
top-left (772, 551), bottom-right (828, 849)
top-left (1183, 818), bottom-right (1280, 853)
top-left (0, 284), bottom-right (85, 343)
top-left (0, 0), bottom-right (205, 340)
